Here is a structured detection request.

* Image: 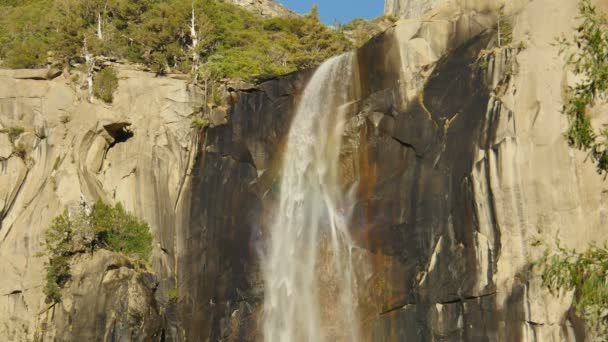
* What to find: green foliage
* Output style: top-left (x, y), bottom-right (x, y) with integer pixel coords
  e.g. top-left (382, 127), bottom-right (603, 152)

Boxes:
top-left (4, 37), bottom-right (49, 69)
top-left (559, 0), bottom-right (608, 174)
top-left (0, 0), bottom-right (55, 68)
top-left (191, 116), bottom-right (210, 129)
top-left (293, 5), bottom-right (352, 69)
top-left (538, 243), bottom-right (608, 338)
top-left (496, 5), bottom-right (513, 47)
top-left (340, 15), bottom-right (396, 48)
top-left (2, 126), bottom-right (25, 142)
top-left (42, 201), bottom-right (153, 302)
top-left (93, 67), bottom-right (119, 103)
top-left (0, 0), bottom-right (352, 80)
top-left (44, 255), bottom-right (71, 303)
top-left (133, 0), bottom-right (193, 74)
top-left (89, 201), bottom-right (153, 262)
top-left (43, 211), bottom-right (79, 303)
top-left (198, 2), bottom-right (350, 77)
top-left (168, 287), bottom-right (179, 301)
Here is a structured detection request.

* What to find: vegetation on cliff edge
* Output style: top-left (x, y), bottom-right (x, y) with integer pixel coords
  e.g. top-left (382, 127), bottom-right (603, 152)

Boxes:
top-left (43, 201), bottom-right (152, 303)
top-left (338, 15), bottom-right (397, 48)
top-left (93, 66), bottom-right (118, 103)
top-left (538, 243), bottom-right (608, 338)
top-left (0, 0), bottom-right (352, 79)
top-left (559, 0), bottom-right (608, 174)
top-left (537, 3), bottom-right (608, 338)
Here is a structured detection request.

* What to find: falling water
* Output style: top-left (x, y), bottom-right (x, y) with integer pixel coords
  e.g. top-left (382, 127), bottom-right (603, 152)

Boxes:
top-left (263, 52), bottom-right (361, 342)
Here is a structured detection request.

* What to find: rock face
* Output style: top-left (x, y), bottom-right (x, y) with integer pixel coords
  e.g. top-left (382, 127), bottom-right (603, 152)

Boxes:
top-left (41, 250), bottom-right (162, 341)
top-left (2, 0), bottom-right (608, 341)
top-left (223, 0), bottom-right (294, 17)
top-left (179, 0), bottom-right (608, 340)
top-left (0, 67), bottom-right (198, 340)
top-left (384, 0), bottom-right (446, 18)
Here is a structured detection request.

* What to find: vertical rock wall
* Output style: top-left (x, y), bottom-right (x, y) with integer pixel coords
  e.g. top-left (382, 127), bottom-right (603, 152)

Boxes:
top-left (180, 0), bottom-right (608, 340)
top-left (0, 67), bottom-right (198, 340)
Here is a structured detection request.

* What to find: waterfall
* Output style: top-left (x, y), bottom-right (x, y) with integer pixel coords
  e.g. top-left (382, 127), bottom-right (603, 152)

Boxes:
top-left (262, 52), bottom-right (361, 342)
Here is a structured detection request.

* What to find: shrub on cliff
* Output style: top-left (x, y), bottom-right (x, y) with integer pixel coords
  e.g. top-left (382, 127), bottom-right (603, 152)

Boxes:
top-left (340, 15), bottom-right (396, 48)
top-left (42, 201), bottom-right (153, 302)
top-left (93, 67), bottom-right (119, 103)
top-left (559, 0), bottom-right (608, 174)
top-left (43, 213), bottom-right (78, 303)
top-left (538, 244), bottom-right (608, 338)
top-left (89, 201), bottom-right (153, 262)
top-left (293, 5), bottom-right (352, 69)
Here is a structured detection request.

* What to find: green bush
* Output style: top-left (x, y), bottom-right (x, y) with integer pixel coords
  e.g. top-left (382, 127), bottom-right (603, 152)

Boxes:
top-left (0, 0), bottom-right (55, 68)
top-left (340, 15), bottom-right (395, 48)
top-left (42, 201), bottom-right (153, 302)
top-left (42, 211), bottom-right (78, 303)
top-left (44, 255), bottom-right (71, 303)
top-left (4, 37), bottom-right (48, 69)
top-left (93, 67), bottom-right (119, 103)
top-left (191, 117), bottom-right (210, 129)
top-left (496, 5), bottom-right (513, 47)
top-left (1, 126), bottom-right (25, 142)
top-left (168, 287), bottom-right (179, 302)
top-left (89, 201), bottom-right (153, 262)
top-left (538, 244), bottom-right (608, 338)
top-left (0, 0), bottom-right (352, 80)
top-left (559, 0), bottom-right (608, 174)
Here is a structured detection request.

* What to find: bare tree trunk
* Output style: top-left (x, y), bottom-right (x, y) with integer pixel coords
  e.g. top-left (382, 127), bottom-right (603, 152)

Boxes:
top-left (84, 38), bottom-right (95, 103)
top-left (97, 12), bottom-right (103, 40)
top-left (204, 77), bottom-right (208, 110)
top-left (497, 19), bottom-right (501, 47)
top-left (190, 2), bottom-right (200, 83)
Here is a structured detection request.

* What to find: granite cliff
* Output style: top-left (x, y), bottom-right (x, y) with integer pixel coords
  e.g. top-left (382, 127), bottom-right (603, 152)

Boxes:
top-left (384, 0), bottom-right (447, 18)
top-left (1, 0), bottom-right (607, 341)
top-left (223, 0), bottom-right (294, 17)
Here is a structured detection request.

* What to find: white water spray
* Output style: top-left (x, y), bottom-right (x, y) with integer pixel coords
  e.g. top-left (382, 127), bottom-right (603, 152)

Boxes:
top-left (263, 53), bottom-right (361, 342)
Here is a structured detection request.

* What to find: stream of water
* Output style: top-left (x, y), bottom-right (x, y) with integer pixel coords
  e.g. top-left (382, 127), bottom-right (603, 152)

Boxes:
top-left (262, 52), bottom-right (361, 342)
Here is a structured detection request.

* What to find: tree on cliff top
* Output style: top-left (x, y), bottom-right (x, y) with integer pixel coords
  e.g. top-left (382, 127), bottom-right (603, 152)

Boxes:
top-left (294, 5), bottom-right (351, 69)
top-left (0, 0), bottom-right (353, 79)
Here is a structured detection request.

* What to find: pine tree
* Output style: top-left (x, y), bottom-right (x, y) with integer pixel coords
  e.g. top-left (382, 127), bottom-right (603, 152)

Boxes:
top-left (295, 5), bottom-right (351, 69)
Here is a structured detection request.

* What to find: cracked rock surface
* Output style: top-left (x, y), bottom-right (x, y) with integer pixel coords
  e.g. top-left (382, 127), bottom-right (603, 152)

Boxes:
top-left (178, 0), bottom-right (608, 340)
top-left (0, 66), bottom-right (199, 341)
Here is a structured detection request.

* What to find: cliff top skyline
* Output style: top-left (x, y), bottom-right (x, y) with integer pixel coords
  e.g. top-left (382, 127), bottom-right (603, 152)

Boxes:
top-left (277, 0), bottom-right (384, 24)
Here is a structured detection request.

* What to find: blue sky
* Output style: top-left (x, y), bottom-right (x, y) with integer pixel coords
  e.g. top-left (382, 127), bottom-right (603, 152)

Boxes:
top-left (277, 1), bottom-right (384, 25)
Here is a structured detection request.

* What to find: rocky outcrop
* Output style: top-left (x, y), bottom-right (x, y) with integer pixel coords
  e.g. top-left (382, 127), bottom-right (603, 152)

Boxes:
top-left (40, 250), bottom-right (162, 341)
top-left (223, 0), bottom-right (294, 18)
top-left (0, 66), bottom-right (199, 340)
top-left (384, 0), bottom-right (446, 18)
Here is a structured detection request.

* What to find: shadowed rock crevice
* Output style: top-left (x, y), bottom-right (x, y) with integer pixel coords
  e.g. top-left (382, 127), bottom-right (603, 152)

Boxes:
top-left (103, 122), bottom-right (134, 148)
